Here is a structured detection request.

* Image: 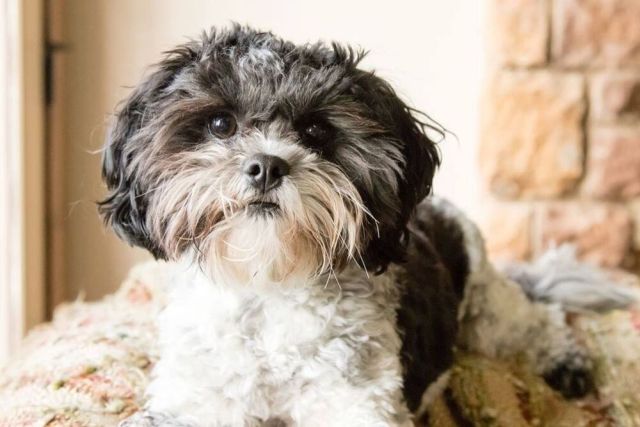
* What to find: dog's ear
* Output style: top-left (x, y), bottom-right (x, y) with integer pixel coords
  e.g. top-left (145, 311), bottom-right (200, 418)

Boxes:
top-left (351, 71), bottom-right (442, 271)
top-left (353, 71), bottom-right (441, 203)
top-left (98, 46), bottom-right (198, 258)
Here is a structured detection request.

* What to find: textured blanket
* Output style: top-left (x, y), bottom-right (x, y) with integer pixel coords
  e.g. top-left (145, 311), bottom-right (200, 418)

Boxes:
top-left (0, 262), bottom-right (638, 426)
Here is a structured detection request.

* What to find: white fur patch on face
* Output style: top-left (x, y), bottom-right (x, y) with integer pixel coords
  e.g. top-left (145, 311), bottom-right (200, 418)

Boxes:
top-left (148, 128), bottom-right (368, 287)
top-left (235, 46), bottom-right (285, 79)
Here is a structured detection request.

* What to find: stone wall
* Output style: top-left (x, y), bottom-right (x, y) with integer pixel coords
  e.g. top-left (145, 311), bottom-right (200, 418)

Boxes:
top-left (480, 0), bottom-right (640, 270)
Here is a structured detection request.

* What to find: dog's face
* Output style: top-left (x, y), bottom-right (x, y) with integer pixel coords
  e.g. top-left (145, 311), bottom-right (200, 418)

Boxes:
top-left (99, 27), bottom-right (440, 285)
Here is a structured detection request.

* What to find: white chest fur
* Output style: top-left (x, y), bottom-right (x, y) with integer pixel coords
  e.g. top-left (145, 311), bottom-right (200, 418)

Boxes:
top-left (145, 262), bottom-right (410, 427)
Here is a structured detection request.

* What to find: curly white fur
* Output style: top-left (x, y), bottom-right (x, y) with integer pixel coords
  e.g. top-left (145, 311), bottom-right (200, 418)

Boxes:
top-left (139, 262), bottom-right (411, 427)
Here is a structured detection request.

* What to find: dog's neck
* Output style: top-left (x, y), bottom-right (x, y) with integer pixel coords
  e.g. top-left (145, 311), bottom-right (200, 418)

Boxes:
top-left (171, 254), bottom-right (387, 301)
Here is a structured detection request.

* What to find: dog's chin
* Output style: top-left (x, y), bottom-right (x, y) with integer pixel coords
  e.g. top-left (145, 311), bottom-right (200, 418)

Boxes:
top-left (198, 209), bottom-right (328, 287)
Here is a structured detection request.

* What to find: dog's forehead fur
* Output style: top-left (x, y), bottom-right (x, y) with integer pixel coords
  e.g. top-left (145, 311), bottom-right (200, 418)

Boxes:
top-left (168, 29), bottom-right (364, 126)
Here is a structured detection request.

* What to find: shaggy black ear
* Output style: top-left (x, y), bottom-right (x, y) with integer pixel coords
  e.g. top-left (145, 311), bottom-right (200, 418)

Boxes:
top-left (354, 71), bottom-right (441, 203)
top-left (98, 46), bottom-right (197, 258)
top-left (352, 71), bottom-right (442, 271)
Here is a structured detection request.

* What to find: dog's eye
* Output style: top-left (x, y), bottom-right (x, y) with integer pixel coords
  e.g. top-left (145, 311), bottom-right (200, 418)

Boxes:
top-left (208, 112), bottom-right (237, 139)
top-left (302, 122), bottom-right (329, 142)
top-left (296, 118), bottom-right (335, 153)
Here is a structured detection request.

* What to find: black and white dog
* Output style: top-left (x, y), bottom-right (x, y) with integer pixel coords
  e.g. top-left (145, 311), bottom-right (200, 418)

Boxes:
top-left (99, 26), bottom-right (625, 426)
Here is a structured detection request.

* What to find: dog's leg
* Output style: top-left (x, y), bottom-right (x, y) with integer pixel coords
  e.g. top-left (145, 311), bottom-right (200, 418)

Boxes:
top-left (428, 198), bottom-right (592, 398)
top-left (289, 373), bottom-right (413, 427)
top-left (282, 305), bottom-right (413, 427)
top-left (457, 263), bottom-right (592, 398)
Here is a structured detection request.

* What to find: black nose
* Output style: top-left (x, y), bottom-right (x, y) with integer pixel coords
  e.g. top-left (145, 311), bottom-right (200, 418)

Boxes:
top-left (244, 154), bottom-right (290, 193)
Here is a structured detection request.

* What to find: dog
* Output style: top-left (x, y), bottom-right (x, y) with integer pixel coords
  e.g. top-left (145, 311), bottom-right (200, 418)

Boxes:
top-left (99, 26), bottom-right (627, 426)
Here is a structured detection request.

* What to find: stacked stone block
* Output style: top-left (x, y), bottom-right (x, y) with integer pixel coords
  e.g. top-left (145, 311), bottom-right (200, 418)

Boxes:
top-left (481, 0), bottom-right (640, 270)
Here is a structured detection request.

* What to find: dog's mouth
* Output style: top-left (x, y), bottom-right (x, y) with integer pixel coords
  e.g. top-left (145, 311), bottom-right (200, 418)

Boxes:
top-left (247, 201), bottom-right (281, 214)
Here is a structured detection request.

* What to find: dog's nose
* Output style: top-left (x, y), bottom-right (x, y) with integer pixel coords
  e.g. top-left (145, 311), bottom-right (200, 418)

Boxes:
top-left (244, 154), bottom-right (290, 193)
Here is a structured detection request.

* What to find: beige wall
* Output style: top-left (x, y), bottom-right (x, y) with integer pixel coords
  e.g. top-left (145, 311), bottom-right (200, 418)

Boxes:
top-left (479, 0), bottom-right (640, 269)
top-left (58, 0), bottom-right (486, 300)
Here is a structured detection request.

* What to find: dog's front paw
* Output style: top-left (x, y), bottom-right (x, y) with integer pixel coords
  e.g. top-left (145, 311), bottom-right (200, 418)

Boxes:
top-left (119, 411), bottom-right (195, 427)
top-left (542, 352), bottom-right (593, 399)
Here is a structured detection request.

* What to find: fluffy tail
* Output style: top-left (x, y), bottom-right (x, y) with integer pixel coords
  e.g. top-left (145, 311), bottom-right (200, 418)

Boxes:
top-left (502, 245), bottom-right (638, 313)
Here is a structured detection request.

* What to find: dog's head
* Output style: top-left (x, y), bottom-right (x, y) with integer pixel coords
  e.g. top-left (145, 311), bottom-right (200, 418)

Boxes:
top-left (99, 26), bottom-right (441, 285)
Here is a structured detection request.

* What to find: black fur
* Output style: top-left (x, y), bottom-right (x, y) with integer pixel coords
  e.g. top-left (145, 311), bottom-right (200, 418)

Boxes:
top-left (543, 363), bottom-right (592, 399)
top-left (396, 199), bottom-right (470, 412)
top-left (345, 70), bottom-right (442, 272)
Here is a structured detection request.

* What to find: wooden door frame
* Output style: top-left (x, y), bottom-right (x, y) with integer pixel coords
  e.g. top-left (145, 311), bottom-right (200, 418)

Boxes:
top-left (0, 0), bottom-right (46, 362)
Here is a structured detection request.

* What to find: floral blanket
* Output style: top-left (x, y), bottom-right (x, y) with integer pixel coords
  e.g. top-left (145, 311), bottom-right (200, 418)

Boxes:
top-left (0, 262), bottom-right (638, 427)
